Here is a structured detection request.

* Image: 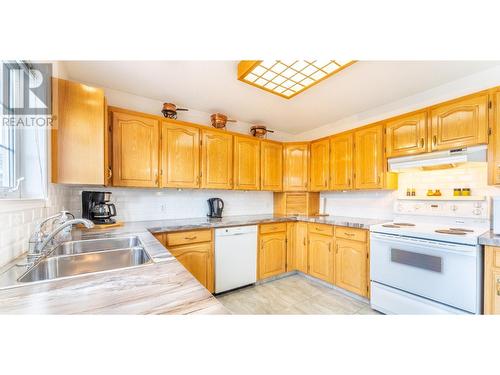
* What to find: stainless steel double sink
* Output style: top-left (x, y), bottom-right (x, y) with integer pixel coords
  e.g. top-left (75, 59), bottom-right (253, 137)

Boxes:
top-left (18, 236), bottom-right (153, 283)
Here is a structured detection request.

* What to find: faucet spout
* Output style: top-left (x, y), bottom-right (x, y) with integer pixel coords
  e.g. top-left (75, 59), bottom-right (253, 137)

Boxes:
top-left (36, 219), bottom-right (94, 255)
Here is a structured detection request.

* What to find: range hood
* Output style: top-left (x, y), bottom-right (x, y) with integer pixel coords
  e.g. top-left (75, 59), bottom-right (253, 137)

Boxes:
top-left (388, 145), bottom-right (487, 172)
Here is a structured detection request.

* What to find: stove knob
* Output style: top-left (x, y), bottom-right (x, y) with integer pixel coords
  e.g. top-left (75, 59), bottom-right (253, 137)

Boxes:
top-left (473, 209), bottom-right (482, 216)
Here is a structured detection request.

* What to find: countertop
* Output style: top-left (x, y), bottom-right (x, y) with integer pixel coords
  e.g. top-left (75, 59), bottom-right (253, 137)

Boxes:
top-left (479, 230), bottom-right (500, 246)
top-left (0, 214), bottom-right (387, 314)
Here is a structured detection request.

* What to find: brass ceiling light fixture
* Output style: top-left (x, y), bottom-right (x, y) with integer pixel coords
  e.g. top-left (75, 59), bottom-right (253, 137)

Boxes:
top-left (237, 60), bottom-right (356, 99)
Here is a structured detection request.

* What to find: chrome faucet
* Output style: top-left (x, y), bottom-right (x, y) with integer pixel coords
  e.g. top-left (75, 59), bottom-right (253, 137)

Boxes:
top-left (27, 218), bottom-right (94, 266)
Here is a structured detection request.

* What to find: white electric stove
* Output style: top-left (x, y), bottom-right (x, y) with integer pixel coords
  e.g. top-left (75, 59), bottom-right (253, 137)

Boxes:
top-left (370, 198), bottom-right (490, 315)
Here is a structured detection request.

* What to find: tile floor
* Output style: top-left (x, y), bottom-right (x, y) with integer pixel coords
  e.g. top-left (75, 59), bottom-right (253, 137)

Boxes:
top-left (216, 274), bottom-right (381, 315)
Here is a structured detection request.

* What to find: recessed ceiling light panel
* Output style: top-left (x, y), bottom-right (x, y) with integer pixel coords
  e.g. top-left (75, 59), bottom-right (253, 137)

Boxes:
top-left (238, 60), bottom-right (356, 99)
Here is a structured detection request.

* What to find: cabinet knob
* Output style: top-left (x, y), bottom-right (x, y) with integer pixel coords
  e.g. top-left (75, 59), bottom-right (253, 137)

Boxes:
top-left (497, 278), bottom-right (500, 296)
top-left (420, 138), bottom-right (425, 148)
top-left (184, 236), bottom-right (197, 240)
top-left (433, 135), bottom-right (437, 146)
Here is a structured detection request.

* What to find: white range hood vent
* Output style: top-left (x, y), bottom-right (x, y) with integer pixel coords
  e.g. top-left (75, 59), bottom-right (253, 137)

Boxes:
top-left (388, 145), bottom-right (487, 172)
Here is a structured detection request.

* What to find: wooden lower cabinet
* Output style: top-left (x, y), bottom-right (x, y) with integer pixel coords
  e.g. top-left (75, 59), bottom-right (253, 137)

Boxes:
top-left (334, 238), bottom-right (368, 297)
top-left (258, 225), bottom-right (287, 280)
top-left (308, 228), bottom-right (335, 284)
top-left (286, 222), bottom-right (308, 273)
top-left (158, 229), bottom-right (214, 293)
top-left (169, 242), bottom-right (214, 293)
top-left (484, 246), bottom-right (500, 314)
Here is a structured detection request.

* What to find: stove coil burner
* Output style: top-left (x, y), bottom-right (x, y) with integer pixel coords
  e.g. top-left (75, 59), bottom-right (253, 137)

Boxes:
top-left (435, 229), bottom-right (467, 235)
top-left (382, 223), bottom-right (416, 228)
top-left (382, 224), bottom-right (402, 228)
top-left (449, 228), bottom-right (474, 233)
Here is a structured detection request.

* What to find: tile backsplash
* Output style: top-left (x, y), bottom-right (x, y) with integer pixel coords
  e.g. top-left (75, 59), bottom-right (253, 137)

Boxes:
top-left (0, 184), bottom-right (72, 267)
top-left (65, 187), bottom-right (274, 222)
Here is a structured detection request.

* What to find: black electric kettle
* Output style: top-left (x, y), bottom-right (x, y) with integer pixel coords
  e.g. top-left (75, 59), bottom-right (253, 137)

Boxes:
top-left (207, 198), bottom-right (224, 218)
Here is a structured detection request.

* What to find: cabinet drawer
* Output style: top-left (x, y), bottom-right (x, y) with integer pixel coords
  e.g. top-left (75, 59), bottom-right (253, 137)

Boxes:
top-left (335, 226), bottom-right (367, 242)
top-left (166, 229), bottom-right (212, 246)
top-left (308, 223), bottom-right (334, 236)
top-left (260, 222), bottom-right (287, 234)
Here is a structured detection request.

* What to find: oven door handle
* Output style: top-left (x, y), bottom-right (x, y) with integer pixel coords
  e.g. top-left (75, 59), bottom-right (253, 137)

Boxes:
top-left (370, 232), bottom-right (477, 254)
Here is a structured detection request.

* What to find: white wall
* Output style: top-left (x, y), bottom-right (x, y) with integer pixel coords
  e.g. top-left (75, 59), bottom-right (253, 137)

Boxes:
top-left (65, 187), bottom-right (274, 222)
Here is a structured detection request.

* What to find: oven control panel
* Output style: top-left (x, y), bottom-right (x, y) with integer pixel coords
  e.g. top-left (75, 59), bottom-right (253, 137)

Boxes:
top-left (395, 199), bottom-right (490, 220)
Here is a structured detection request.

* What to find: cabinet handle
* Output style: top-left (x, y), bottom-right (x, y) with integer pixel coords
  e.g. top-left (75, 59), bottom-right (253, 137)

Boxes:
top-left (344, 232), bottom-right (355, 237)
top-left (497, 278), bottom-right (500, 296)
top-left (347, 178), bottom-right (351, 186)
top-left (155, 173), bottom-right (159, 185)
top-left (303, 237), bottom-right (306, 246)
top-left (377, 176), bottom-right (381, 184)
top-left (420, 138), bottom-right (425, 148)
top-left (184, 236), bottom-right (197, 240)
top-left (324, 179), bottom-right (327, 187)
top-left (336, 244), bottom-right (339, 254)
top-left (433, 135), bottom-right (437, 146)
top-left (107, 168), bottom-right (112, 180)
top-left (328, 243), bottom-right (331, 252)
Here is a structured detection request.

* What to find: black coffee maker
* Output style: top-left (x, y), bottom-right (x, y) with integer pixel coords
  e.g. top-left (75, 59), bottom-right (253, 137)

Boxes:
top-left (82, 191), bottom-right (117, 224)
top-left (207, 198), bottom-right (224, 218)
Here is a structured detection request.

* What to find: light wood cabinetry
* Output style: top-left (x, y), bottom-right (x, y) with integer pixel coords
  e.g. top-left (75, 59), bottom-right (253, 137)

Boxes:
top-left (430, 93), bottom-right (488, 151)
top-left (160, 121), bottom-right (200, 188)
top-left (330, 132), bottom-right (354, 190)
top-left (334, 235), bottom-right (368, 297)
top-left (261, 140), bottom-right (283, 191)
top-left (233, 136), bottom-right (260, 190)
top-left (258, 224), bottom-right (287, 280)
top-left (286, 222), bottom-right (308, 273)
top-left (51, 78), bottom-right (107, 185)
top-left (161, 229), bottom-right (214, 293)
top-left (283, 143), bottom-right (309, 191)
top-left (111, 110), bottom-right (160, 187)
top-left (310, 138), bottom-right (330, 191)
top-left (307, 224), bottom-right (334, 283)
top-left (385, 111), bottom-right (428, 157)
top-left (484, 246), bottom-right (500, 314)
top-left (354, 124), bottom-right (385, 189)
top-left (488, 90), bottom-right (500, 185)
top-left (273, 192), bottom-right (320, 216)
top-left (201, 129), bottom-right (233, 189)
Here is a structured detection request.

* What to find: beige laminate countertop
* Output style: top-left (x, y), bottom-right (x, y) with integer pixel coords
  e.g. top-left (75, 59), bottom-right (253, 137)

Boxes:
top-left (0, 214), bottom-right (387, 314)
top-left (479, 230), bottom-right (500, 246)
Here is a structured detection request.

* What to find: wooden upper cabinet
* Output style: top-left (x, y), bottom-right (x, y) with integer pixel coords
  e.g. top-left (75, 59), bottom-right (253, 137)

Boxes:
top-left (354, 124), bottom-right (384, 189)
top-left (283, 143), bottom-right (309, 191)
top-left (489, 90), bottom-right (500, 185)
top-left (386, 111), bottom-right (428, 157)
top-left (160, 122), bottom-right (200, 188)
top-left (335, 238), bottom-right (368, 297)
top-left (430, 93), bottom-right (488, 151)
top-left (233, 136), bottom-right (260, 190)
top-left (261, 140), bottom-right (283, 191)
top-left (310, 138), bottom-right (330, 191)
top-left (51, 78), bottom-right (107, 185)
top-left (330, 133), bottom-right (354, 190)
top-left (112, 111), bottom-right (160, 187)
top-left (201, 129), bottom-right (233, 189)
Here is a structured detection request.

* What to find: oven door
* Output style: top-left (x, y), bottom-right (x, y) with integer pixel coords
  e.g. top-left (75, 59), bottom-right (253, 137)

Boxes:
top-left (370, 232), bottom-right (481, 313)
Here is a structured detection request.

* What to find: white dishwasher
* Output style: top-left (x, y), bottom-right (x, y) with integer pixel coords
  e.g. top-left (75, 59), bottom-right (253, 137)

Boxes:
top-left (215, 225), bottom-right (257, 294)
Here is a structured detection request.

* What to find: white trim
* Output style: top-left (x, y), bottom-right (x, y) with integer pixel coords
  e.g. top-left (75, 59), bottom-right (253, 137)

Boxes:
top-left (0, 198), bottom-right (48, 213)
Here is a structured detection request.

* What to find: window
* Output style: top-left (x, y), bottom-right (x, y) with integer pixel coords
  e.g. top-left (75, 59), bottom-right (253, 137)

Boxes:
top-left (0, 61), bottom-right (48, 200)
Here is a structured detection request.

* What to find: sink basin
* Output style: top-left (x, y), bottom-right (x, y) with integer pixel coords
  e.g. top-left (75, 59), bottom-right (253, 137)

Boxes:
top-left (18, 247), bottom-right (152, 283)
top-left (49, 236), bottom-right (142, 257)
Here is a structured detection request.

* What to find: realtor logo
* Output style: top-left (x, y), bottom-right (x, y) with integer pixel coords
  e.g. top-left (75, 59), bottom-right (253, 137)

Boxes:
top-left (2, 62), bottom-right (52, 115)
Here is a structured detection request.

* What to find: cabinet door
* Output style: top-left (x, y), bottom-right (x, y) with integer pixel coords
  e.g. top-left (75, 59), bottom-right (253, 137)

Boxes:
top-left (308, 232), bottom-right (334, 284)
top-left (489, 91), bottom-right (500, 185)
top-left (169, 242), bottom-right (214, 293)
top-left (386, 111), bottom-right (427, 157)
top-left (201, 130), bottom-right (233, 189)
top-left (283, 143), bottom-right (309, 191)
top-left (234, 136), bottom-right (260, 190)
top-left (51, 78), bottom-right (106, 184)
top-left (430, 94), bottom-right (488, 151)
top-left (293, 222), bottom-right (308, 273)
top-left (335, 238), bottom-right (368, 297)
top-left (354, 124), bottom-right (384, 189)
top-left (259, 232), bottom-right (287, 279)
top-left (330, 133), bottom-right (353, 190)
top-left (112, 112), bottom-right (159, 187)
top-left (161, 122), bottom-right (200, 188)
top-left (310, 138), bottom-right (330, 191)
top-left (261, 141), bottom-right (283, 191)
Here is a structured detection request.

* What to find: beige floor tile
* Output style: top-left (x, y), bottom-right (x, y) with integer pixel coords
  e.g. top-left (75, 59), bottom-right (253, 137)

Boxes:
top-left (216, 274), bottom-right (374, 315)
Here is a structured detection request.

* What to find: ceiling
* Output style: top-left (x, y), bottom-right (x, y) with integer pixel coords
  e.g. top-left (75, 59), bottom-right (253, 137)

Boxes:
top-left (64, 61), bottom-right (500, 134)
